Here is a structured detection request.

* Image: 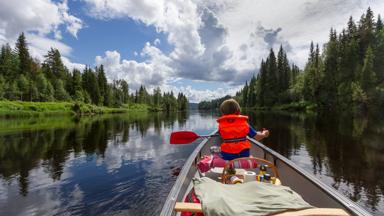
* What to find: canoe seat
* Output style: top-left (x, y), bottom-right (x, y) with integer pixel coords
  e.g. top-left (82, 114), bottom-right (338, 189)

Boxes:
top-left (174, 202), bottom-right (350, 215)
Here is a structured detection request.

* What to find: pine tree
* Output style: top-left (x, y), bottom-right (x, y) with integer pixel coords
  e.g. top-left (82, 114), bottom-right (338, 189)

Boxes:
top-left (360, 46), bottom-right (376, 91)
top-left (0, 44), bottom-right (19, 79)
top-left (257, 60), bottom-right (267, 106)
top-left (120, 80), bottom-right (129, 104)
top-left (347, 16), bottom-right (357, 38)
top-left (54, 79), bottom-right (70, 101)
top-left (319, 29), bottom-right (339, 109)
top-left (43, 48), bottom-right (67, 80)
top-left (242, 81), bottom-right (249, 106)
top-left (6, 81), bottom-right (21, 100)
top-left (376, 15), bottom-right (383, 32)
top-left (248, 76), bottom-right (256, 107)
top-left (153, 87), bottom-right (162, 107)
top-left (358, 8), bottom-right (375, 57)
top-left (36, 73), bottom-right (54, 101)
top-left (15, 33), bottom-right (31, 75)
top-left (277, 45), bottom-right (285, 94)
top-left (0, 75), bottom-right (5, 99)
top-left (97, 65), bottom-right (108, 105)
top-left (264, 49), bottom-right (278, 106)
top-left (17, 75), bottom-right (29, 100)
top-left (374, 17), bottom-right (384, 82)
top-left (71, 69), bottom-right (83, 100)
top-left (276, 45), bottom-right (291, 103)
top-left (82, 67), bottom-right (101, 104)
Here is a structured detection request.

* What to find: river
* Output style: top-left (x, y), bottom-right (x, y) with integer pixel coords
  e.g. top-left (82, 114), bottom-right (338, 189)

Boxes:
top-left (0, 111), bottom-right (383, 215)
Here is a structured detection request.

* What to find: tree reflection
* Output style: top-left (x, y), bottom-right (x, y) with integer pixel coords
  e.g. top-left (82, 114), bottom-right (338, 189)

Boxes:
top-left (0, 112), bottom-right (189, 196)
top-left (247, 110), bottom-right (384, 213)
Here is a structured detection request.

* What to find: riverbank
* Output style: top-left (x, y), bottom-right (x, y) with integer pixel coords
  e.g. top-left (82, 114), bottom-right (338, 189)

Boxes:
top-left (0, 101), bottom-right (149, 117)
top-left (250, 101), bottom-right (316, 112)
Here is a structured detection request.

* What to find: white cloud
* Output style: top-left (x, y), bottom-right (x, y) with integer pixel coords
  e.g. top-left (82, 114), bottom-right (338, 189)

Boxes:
top-left (85, 0), bottom-right (384, 101)
top-left (214, 0), bottom-right (384, 67)
top-left (62, 57), bottom-right (86, 72)
top-left (154, 38), bottom-right (161, 46)
top-left (84, 0), bottom-right (204, 57)
top-left (0, 0), bottom-right (83, 39)
top-left (27, 34), bottom-right (72, 58)
top-left (165, 85), bottom-right (242, 103)
top-left (58, 0), bottom-right (83, 38)
top-left (0, 0), bottom-right (84, 70)
top-left (95, 43), bottom-right (174, 89)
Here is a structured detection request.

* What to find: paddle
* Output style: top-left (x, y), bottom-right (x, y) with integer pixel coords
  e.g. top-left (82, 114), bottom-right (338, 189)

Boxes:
top-left (170, 131), bottom-right (214, 144)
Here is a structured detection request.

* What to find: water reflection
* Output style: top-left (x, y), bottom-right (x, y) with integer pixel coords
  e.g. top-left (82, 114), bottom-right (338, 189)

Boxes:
top-left (0, 112), bottom-right (216, 215)
top-left (247, 111), bottom-right (384, 215)
top-left (0, 111), bottom-right (383, 215)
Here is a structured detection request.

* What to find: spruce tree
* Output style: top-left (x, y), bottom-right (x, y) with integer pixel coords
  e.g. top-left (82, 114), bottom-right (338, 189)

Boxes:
top-left (0, 44), bottom-right (19, 79)
top-left (54, 79), bottom-right (70, 101)
top-left (153, 87), bottom-right (162, 107)
top-left (0, 75), bottom-right (4, 99)
top-left (71, 69), bottom-right (83, 101)
top-left (17, 75), bottom-right (29, 101)
top-left (242, 81), bottom-right (249, 106)
top-left (43, 48), bottom-right (67, 80)
top-left (15, 33), bottom-right (31, 75)
top-left (319, 29), bottom-right (339, 109)
top-left (120, 80), bottom-right (129, 104)
top-left (36, 73), bottom-right (54, 101)
top-left (264, 49), bottom-right (278, 106)
top-left (376, 15), bottom-right (383, 32)
top-left (97, 65), bottom-right (108, 105)
top-left (82, 67), bottom-right (101, 105)
top-left (257, 60), bottom-right (267, 106)
top-left (360, 46), bottom-right (377, 91)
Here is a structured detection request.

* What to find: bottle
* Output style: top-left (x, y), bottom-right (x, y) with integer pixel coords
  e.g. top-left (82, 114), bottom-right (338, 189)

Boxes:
top-left (264, 173), bottom-right (271, 183)
top-left (259, 165), bottom-right (267, 176)
top-left (271, 177), bottom-right (276, 184)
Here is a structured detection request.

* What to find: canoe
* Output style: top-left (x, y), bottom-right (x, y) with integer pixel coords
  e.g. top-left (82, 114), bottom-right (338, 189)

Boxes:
top-left (160, 132), bottom-right (372, 216)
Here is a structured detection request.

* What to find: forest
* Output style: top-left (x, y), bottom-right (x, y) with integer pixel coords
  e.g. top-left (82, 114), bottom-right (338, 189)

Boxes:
top-left (199, 8), bottom-right (384, 112)
top-left (0, 33), bottom-right (188, 113)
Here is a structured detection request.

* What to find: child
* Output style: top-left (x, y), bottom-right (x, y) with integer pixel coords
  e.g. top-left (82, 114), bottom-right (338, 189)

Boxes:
top-left (217, 99), bottom-right (269, 161)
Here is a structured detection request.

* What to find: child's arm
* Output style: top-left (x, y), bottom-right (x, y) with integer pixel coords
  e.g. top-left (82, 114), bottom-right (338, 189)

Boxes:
top-left (248, 125), bottom-right (270, 141)
top-left (253, 129), bottom-right (269, 141)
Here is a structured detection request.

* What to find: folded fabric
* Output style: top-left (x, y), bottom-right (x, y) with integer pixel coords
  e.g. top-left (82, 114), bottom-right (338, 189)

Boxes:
top-left (193, 177), bottom-right (313, 216)
top-left (197, 154), bottom-right (259, 173)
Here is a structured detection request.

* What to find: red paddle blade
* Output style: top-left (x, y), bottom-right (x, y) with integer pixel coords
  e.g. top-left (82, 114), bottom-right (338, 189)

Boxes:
top-left (170, 131), bottom-right (200, 144)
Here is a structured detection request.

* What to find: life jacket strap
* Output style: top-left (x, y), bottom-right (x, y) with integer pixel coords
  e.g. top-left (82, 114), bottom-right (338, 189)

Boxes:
top-left (223, 137), bottom-right (247, 143)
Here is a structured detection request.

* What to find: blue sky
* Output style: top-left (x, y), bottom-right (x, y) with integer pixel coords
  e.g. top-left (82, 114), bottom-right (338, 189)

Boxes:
top-left (1, 0), bottom-right (384, 102)
top-left (62, 0), bottom-right (171, 65)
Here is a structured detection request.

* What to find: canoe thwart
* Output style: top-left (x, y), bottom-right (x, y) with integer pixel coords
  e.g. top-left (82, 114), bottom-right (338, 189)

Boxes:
top-left (272, 208), bottom-right (350, 216)
top-left (174, 202), bottom-right (202, 213)
top-left (174, 203), bottom-right (350, 216)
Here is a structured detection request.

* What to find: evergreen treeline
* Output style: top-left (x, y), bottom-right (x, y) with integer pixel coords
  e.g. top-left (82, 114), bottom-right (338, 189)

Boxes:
top-left (0, 33), bottom-right (188, 112)
top-left (199, 8), bottom-right (384, 112)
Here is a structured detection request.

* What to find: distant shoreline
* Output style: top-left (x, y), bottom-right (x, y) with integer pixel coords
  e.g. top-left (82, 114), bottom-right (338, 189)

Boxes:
top-left (0, 101), bottom-right (150, 118)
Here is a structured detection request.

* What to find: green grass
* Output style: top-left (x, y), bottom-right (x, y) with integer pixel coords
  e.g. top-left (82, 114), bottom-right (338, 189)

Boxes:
top-left (0, 100), bottom-right (149, 118)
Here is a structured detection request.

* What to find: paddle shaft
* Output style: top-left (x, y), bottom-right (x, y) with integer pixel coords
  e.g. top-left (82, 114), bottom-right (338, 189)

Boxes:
top-left (170, 131), bottom-right (219, 144)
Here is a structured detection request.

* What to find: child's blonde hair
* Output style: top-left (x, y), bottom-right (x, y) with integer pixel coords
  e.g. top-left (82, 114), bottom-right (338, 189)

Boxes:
top-left (220, 99), bottom-right (241, 115)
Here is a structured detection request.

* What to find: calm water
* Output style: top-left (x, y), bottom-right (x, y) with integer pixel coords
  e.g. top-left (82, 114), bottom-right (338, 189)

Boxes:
top-left (0, 111), bottom-right (383, 215)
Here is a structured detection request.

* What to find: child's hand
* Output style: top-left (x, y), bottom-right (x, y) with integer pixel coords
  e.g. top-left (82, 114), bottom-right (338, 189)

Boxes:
top-left (262, 129), bottom-right (269, 138)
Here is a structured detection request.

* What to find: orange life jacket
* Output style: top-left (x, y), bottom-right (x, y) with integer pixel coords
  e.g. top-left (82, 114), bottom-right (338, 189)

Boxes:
top-left (217, 114), bottom-right (250, 154)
